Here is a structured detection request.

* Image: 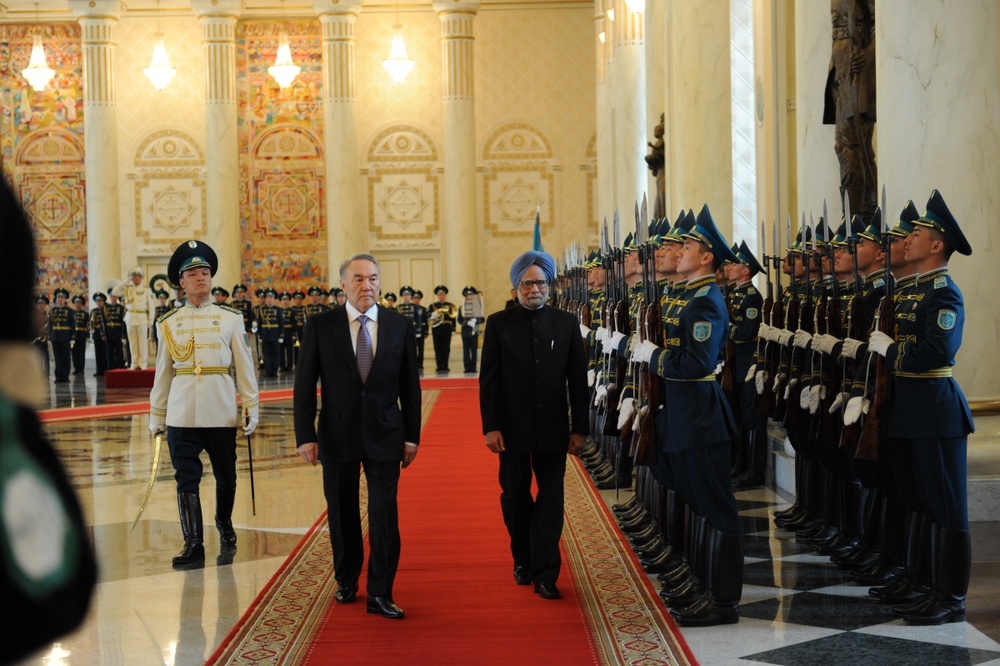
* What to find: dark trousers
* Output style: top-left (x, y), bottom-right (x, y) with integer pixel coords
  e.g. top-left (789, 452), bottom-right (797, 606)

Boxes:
top-left (52, 339), bottom-right (71, 381)
top-left (72, 335), bottom-right (88, 373)
top-left (461, 333), bottom-right (478, 372)
top-left (106, 333), bottom-right (125, 369)
top-left (498, 451), bottom-right (567, 585)
top-left (166, 426), bottom-right (238, 495)
top-left (432, 327), bottom-right (451, 371)
top-left (92, 334), bottom-right (108, 375)
top-left (280, 338), bottom-right (294, 371)
top-left (415, 335), bottom-right (425, 366)
top-left (907, 436), bottom-right (969, 530)
top-left (261, 339), bottom-right (280, 377)
top-left (670, 441), bottom-right (741, 535)
top-left (322, 458), bottom-right (401, 597)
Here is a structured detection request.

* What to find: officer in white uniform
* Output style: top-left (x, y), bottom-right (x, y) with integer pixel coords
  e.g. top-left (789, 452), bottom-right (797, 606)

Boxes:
top-left (113, 267), bottom-right (151, 370)
top-left (149, 241), bottom-right (259, 568)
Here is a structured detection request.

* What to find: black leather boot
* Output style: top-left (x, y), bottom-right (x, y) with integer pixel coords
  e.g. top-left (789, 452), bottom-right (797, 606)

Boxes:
top-left (216, 485), bottom-right (237, 549)
top-left (172, 492), bottom-right (205, 569)
top-left (905, 527), bottom-right (970, 625)
top-left (670, 526), bottom-right (741, 627)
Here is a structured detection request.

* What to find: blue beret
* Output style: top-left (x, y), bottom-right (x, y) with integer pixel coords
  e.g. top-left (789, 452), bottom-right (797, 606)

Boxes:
top-left (510, 250), bottom-right (556, 288)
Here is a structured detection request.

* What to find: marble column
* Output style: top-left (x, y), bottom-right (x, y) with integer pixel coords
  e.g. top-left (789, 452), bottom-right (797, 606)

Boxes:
top-left (877, 0), bottom-right (1000, 405)
top-left (665, 0), bottom-right (733, 219)
top-left (433, 1), bottom-right (480, 289)
top-left (643, 0), bottom-right (665, 216)
top-left (609, 0), bottom-right (647, 219)
top-left (74, 1), bottom-right (121, 294)
top-left (793, 0), bottom-right (840, 221)
top-left (315, 0), bottom-right (361, 264)
top-left (191, 0), bottom-right (241, 288)
top-left (595, 2), bottom-right (614, 224)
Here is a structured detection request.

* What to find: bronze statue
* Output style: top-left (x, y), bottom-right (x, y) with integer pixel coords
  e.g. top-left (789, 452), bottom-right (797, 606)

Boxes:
top-left (645, 113), bottom-right (666, 219)
top-left (824, 0), bottom-right (877, 221)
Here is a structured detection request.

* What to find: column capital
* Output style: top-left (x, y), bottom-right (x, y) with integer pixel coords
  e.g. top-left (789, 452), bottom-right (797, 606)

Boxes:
top-left (432, 0), bottom-right (481, 15)
top-left (190, 0), bottom-right (242, 19)
top-left (69, 0), bottom-right (120, 21)
top-left (314, 0), bottom-right (361, 17)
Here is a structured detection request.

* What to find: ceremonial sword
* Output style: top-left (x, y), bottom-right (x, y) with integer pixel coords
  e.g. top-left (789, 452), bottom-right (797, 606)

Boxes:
top-left (130, 432), bottom-right (162, 532)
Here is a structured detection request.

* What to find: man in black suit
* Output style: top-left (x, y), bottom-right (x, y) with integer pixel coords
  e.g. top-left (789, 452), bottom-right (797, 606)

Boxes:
top-left (479, 250), bottom-right (589, 600)
top-left (294, 253), bottom-right (422, 619)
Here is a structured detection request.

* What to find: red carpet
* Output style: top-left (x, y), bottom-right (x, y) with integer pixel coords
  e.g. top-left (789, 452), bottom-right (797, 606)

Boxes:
top-left (299, 386), bottom-right (598, 665)
top-left (104, 368), bottom-right (156, 389)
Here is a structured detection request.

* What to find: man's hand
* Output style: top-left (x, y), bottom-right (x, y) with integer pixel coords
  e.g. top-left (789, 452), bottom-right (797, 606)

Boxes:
top-left (777, 329), bottom-right (794, 346)
top-left (631, 340), bottom-right (660, 365)
top-left (402, 442), bottom-right (418, 468)
top-left (568, 433), bottom-right (586, 457)
top-left (617, 398), bottom-right (635, 431)
top-left (298, 442), bottom-right (319, 466)
top-left (149, 422), bottom-right (165, 436)
top-left (868, 331), bottom-right (894, 358)
top-left (745, 363), bottom-right (757, 383)
top-left (485, 430), bottom-right (505, 454)
top-left (829, 391), bottom-right (849, 414)
top-left (811, 333), bottom-right (839, 355)
top-left (608, 331), bottom-right (626, 353)
top-left (580, 324), bottom-right (591, 340)
top-left (243, 417), bottom-right (259, 437)
top-left (843, 397), bottom-right (871, 426)
top-left (587, 369), bottom-right (596, 387)
top-left (793, 329), bottom-right (813, 349)
top-left (841, 338), bottom-right (864, 359)
top-left (755, 369), bottom-right (768, 395)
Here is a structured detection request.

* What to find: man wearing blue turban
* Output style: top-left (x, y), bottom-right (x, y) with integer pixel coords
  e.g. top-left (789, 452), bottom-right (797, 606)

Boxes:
top-left (479, 251), bottom-right (589, 600)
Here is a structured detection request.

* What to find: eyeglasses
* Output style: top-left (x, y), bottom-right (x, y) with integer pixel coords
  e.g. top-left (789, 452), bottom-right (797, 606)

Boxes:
top-left (518, 279), bottom-right (549, 290)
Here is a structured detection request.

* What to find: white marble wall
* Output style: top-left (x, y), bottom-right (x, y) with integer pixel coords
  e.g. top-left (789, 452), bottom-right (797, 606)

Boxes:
top-left (611, 1), bottom-right (647, 221)
top-left (793, 0), bottom-right (841, 221)
top-left (667, 0), bottom-right (733, 220)
top-left (644, 0), bottom-right (665, 211)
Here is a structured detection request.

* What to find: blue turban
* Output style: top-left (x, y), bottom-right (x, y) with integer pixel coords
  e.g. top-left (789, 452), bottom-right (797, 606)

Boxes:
top-left (510, 250), bottom-right (556, 288)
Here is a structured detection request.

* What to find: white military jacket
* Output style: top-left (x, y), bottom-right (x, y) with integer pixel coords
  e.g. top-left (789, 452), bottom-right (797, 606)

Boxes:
top-left (112, 279), bottom-right (151, 316)
top-left (149, 301), bottom-right (259, 429)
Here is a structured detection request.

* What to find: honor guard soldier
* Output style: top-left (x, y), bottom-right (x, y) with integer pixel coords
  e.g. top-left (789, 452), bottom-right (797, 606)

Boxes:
top-left (113, 267), bottom-right (152, 370)
top-left (104, 291), bottom-right (127, 370)
top-left (306, 286), bottom-right (330, 319)
top-left (90, 292), bottom-right (108, 376)
top-left (458, 286), bottom-right (484, 373)
top-left (252, 288), bottom-right (266, 368)
top-left (49, 288), bottom-right (74, 383)
top-left (727, 241), bottom-right (766, 488)
top-left (849, 190), bottom-right (974, 625)
top-left (412, 290), bottom-right (428, 367)
top-left (149, 240), bottom-right (259, 569)
top-left (631, 205), bottom-right (743, 627)
top-left (71, 295), bottom-right (90, 375)
top-left (428, 285), bottom-right (457, 373)
top-left (230, 284), bottom-right (256, 368)
top-left (332, 287), bottom-right (347, 309)
top-left (151, 290), bottom-right (173, 355)
top-left (258, 288), bottom-right (283, 377)
top-left (396, 286), bottom-right (422, 366)
top-left (34, 295), bottom-right (51, 376)
top-left (382, 291), bottom-right (398, 310)
top-left (291, 290), bottom-right (307, 366)
top-left (279, 292), bottom-right (296, 371)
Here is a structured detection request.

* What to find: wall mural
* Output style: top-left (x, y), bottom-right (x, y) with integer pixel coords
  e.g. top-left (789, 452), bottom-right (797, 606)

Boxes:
top-left (0, 23), bottom-right (87, 296)
top-left (236, 20), bottom-right (327, 295)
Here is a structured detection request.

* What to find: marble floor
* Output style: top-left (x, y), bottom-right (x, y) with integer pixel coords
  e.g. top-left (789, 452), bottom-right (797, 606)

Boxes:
top-left (15, 344), bottom-right (1000, 666)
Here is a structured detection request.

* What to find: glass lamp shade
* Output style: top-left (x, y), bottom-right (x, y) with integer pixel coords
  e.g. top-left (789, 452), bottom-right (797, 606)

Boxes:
top-left (382, 27), bottom-right (414, 83)
top-left (144, 39), bottom-right (176, 91)
top-left (22, 34), bottom-right (55, 92)
top-left (268, 33), bottom-right (300, 89)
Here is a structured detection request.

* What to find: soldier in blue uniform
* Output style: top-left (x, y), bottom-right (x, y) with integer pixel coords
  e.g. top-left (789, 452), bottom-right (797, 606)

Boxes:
top-left (305, 286), bottom-right (330, 320)
top-left (428, 286), bottom-right (457, 373)
top-left (631, 205), bottom-right (741, 627)
top-left (258, 288), bottom-right (283, 378)
top-left (279, 292), bottom-right (296, 371)
top-left (90, 292), bottom-right (108, 376)
top-left (71, 295), bottom-right (90, 375)
top-left (396, 286), bottom-right (422, 368)
top-left (458, 286), bottom-right (484, 373)
top-left (104, 292), bottom-right (126, 370)
top-left (851, 190), bottom-right (974, 625)
top-left (291, 290), bottom-right (307, 367)
top-left (412, 289), bottom-right (428, 367)
top-left (49, 289), bottom-right (74, 383)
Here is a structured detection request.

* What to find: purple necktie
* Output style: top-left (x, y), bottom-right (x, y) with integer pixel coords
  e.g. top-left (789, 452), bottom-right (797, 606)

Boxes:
top-left (356, 314), bottom-right (372, 382)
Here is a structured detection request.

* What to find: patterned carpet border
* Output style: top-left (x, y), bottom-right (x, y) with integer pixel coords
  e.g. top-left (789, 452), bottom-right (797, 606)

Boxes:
top-left (564, 458), bottom-right (698, 666)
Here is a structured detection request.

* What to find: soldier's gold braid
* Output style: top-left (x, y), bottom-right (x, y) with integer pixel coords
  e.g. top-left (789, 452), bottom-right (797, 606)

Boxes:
top-left (161, 321), bottom-right (194, 362)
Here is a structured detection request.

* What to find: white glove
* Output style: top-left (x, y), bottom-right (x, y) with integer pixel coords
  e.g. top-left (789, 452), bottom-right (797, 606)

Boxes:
top-left (745, 363), bottom-right (757, 383)
top-left (793, 329), bottom-right (813, 349)
top-left (800, 384), bottom-right (813, 410)
top-left (244, 417), bottom-right (259, 437)
top-left (631, 339), bottom-right (660, 365)
top-left (149, 421), bottom-right (165, 436)
top-left (714, 362), bottom-right (724, 376)
top-left (466, 318), bottom-right (477, 329)
top-left (841, 338), bottom-right (864, 359)
top-left (868, 331), bottom-right (894, 357)
top-left (595, 383), bottom-right (608, 407)
top-left (811, 333), bottom-right (839, 355)
top-left (587, 369), bottom-right (596, 387)
top-left (627, 333), bottom-right (641, 354)
top-left (416, 333), bottom-right (421, 338)
top-left (617, 398), bottom-right (636, 430)
top-left (580, 324), bottom-right (591, 339)
top-left (843, 396), bottom-right (871, 426)
top-left (807, 385), bottom-right (826, 414)
top-left (251, 321), bottom-right (258, 333)
top-left (608, 331), bottom-right (626, 353)
top-left (828, 391), bottom-right (849, 414)
top-left (758, 323), bottom-right (774, 341)
top-left (279, 336), bottom-right (284, 344)
top-left (777, 329), bottom-right (794, 346)
top-left (755, 370), bottom-right (768, 395)
top-left (772, 372), bottom-right (786, 394)
top-left (596, 326), bottom-right (610, 343)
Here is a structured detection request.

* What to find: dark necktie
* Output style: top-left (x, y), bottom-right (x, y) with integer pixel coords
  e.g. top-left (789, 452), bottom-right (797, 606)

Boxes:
top-left (356, 314), bottom-right (372, 382)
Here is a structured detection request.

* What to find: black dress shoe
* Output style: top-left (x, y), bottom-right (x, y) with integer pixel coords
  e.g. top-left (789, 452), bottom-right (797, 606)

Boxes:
top-left (367, 595), bottom-right (405, 618)
top-left (513, 565), bottom-right (531, 585)
top-left (534, 582), bottom-right (561, 599)
top-left (335, 583), bottom-right (358, 604)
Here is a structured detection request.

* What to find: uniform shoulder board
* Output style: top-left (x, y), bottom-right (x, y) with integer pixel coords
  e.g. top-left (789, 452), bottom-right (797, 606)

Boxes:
top-left (934, 276), bottom-right (948, 289)
top-left (872, 277), bottom-right (884, 289)
top-left (158, 308), bottom-right (180, 323)
top-left (220, 304), bottom-right (243, 316)
top-left (747, 286), bottom-right (757, 295)
top-left (694, 285), bottom-right (711, 298)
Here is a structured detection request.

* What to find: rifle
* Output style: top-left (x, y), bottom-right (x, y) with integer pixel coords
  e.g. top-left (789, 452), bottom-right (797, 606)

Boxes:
top-left (717, 271), bottom-right (736, 392)
top-left (782, 215), bottom-right (813, 432)
top-left (773, 217), bottom-right (798, 421)
top-left (602, 212), bottom-right (628, 436)
top-left (759, 218), bottom-right (783, 416)
top-left (633, 206), bottom-right (660, 467)
top-left (837, 232), bottom-right (864, 452)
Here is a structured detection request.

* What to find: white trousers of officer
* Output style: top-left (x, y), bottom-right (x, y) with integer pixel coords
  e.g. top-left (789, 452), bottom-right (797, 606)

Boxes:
top-left (125, 312), bottom-right (148, 369)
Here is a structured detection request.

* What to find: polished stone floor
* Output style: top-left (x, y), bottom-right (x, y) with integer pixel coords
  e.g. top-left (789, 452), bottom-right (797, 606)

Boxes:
top-left (16, 343), bottom-right (1000, 665)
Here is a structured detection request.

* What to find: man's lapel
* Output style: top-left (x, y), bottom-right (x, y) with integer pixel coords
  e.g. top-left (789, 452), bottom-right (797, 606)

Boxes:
top-left (332, 307), bottom-right (361, 380)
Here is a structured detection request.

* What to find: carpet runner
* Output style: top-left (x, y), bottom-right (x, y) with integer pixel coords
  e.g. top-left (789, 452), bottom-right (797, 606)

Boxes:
top-left (206, 386), bottom-right (694, 665)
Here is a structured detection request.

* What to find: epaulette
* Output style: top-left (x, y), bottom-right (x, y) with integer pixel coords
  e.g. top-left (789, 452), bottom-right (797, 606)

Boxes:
top-left (917, 268), bottom-right (949, 286)
top-left (220, 304), bottom-right (243, 316)
top-left (158, 307), bottom-right (180, 324)
top-left (747, 286), bottom-right (757, 295)
top-left (694, 286), bottom-right (711, 298)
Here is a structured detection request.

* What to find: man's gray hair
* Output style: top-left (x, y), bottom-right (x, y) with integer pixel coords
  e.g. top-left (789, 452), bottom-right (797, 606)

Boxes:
top-left (339, 253), bottom-right (381, 279)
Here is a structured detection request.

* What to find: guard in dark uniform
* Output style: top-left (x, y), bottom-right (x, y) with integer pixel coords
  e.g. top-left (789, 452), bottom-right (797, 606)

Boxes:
top-left (332, 287), bottom-right (347, 309)
top-left (253, 288), bottom-right (266, 368)
top-left (258, 288), bottom-right (283, 378)
top-left (412, 289), bottom-right (428, 367)
top-left (291, 290), bottom-right (306, 367)
top-left (428, 285), bottom-right (457, 373)
top-left (151, 290), bottom-right (173, 356)
top-left (279, 292), bottom-right (296, 371)
top-left (305, 286), bottom-right (330, 320)
top-left (396, 286), bottom-right (422, 368)
top-left (631, 205), bottom-right (742, 627)
top-left (458, 286), bottom-right (484, 373)
top-left (34, 295), bottom-right (51, 376)
top-left (728, 241), bottom-right (766, 488)
top-left (49, 288), bottom-right (74, 383)
top-left (104, 292), bottom-right (126, 370)
top-left (230, 284), bottom-right (255, 369)
top-left (71, 295), bottom-right (90, 375)
top-left (90, 292), bottom-right (108, 376)
top-left (382, 292), bottom-right (397, 310)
